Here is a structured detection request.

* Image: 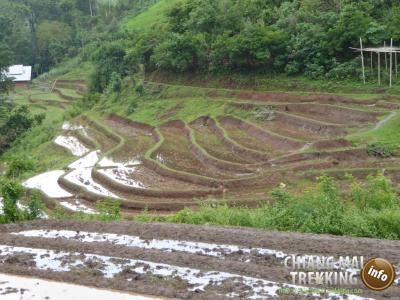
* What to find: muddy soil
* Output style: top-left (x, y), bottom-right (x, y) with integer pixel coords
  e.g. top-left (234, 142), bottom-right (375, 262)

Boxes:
top-left (155, 121), bottom-right (240, 179)
top-left (0, 220), bottom-right (398, 300)
top-left (76, 118), bottom-right (119, 153)
top-left (219, 116), bottom-right (304, 154)
top-left (313, 139), bottom-right (352, 150)
top-left (104, 117), bottom-right (157, 162)
top-left (190, 117), bottom-right (255, 164)
top-left (275, 103), bottom-right (381, 125)
top-left (99, 165), bottom-right (208, 191)
top-left (228, 102), bottom-right (347, 140)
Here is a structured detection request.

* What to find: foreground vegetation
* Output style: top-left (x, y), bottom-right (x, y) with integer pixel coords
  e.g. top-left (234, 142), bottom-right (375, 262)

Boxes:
top-left (43, 172), bottom-right (400, 240)
top-left (0, 180), bottom-right (44, 224)
top-left (133, 174), bottom-right (400, 240)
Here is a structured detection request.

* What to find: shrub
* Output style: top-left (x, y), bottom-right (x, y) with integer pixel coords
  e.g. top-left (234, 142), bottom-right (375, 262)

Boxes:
top-left (142, 174), bottom-right (400, 240)
top-left (25, 191), bottom-right (44, 220)
top-left (152, 33), bottom-right (208, 72)
top-left (89, 42), bottom-right (127, 93)
top-left (270, 176), bottom-right (345, 235)
top-left (108, 72), bottom-right (122, 93)
top-left (367, 142), bottom-right (396, 158)
top-left (5, 155), bottom-right (36, 179)
top-left (0, 180), bottom-right (24, 223)
top-left (350, 173), bottom-right (397, 210)
top-left (96, 199), bottom-right (121, 221)
top-left (126, 101), bottom-right (138, 115)
top-left (366, 209), bottom-right (400, 239)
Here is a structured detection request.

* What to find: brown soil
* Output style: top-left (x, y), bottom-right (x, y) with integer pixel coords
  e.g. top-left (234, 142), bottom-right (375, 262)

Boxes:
top-left (104, 117), bottom-right (157, 162)
top-left (0, 220), bottom-right (398, 300)
top-left (106, 114), bottom-right (156, 136)
top-left (55, 80), bottom-right (87, 93)
top-left (314, 139), bottom-right (352, 150)
top-left (219, 116), bottom-right (304, 153)
top-left (262, 111), bottom-right (346, 141)
top-left (209, 117), bottom-right (270, 163)
top-left (98, 165), bottom-right (205, 191)
top-left (220, 117), bottom-right (305, 154)
top-left (275, 103), bottom-right (381, 125)
top-left (233, 90), bottom-right (394, 109)
top-left (92, 166), bottom-right (221, 199)
top-left (77, 117), bottom-right (120, 153)
top-left (189, 117), bottom-right (255, 164)
top-left (272, 148), bottom-right (369, 166)
top-left (155, 121), bottom-right (239, 179)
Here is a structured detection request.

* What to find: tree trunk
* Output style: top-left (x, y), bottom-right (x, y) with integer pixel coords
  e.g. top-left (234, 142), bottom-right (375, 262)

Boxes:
top-left (89, 0), bottom-right (93, 17)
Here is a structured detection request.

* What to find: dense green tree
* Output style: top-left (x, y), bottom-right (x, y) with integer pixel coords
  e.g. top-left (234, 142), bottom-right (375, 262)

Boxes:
top-left (0, 106), bottom-right (44, 153)
top-left (0, 180), bottom-right (23, 223)
top-left (211, 25), bottom-right (287, 71)
top-left (89, 42), bottom-right (127, 92)
top-left (36, 20), bottom-right (73, 70)
top-left (153, 33), bottom-right (207, 72)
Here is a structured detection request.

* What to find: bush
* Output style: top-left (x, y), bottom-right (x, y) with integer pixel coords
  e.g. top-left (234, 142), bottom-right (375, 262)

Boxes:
top-left (366, 209), bottom-right (400, 239)
top-left (152, 33), bottom-right (208, 72)
top-left (108, 72), bottom-right (122, 93)
top-left (304, 63), bottom-right (325, 79)
top-left (0, 180), bottom-right (24, 223)
top-left (270, 176), bottom-right (345, 235)
top-left (326, 59), bottom-right (361, 80)
top-left (96, 199), bottom-right (121, 221)
top-left (5, 155), bottom-right (36, 179)
top-left (350, 174), bottom-right (398, 210)
top-left (25, 191), bottom-right (44, 220)
top-left (89, 42), bottom-right (127, 93)
top-left (136, 174), bottom-right (400, 240)
top-left (367, 142), bottom-right (396, 158)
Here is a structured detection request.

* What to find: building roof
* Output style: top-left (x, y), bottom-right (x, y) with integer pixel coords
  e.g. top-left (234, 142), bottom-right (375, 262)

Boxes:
top-left (6, 65), bottom-right (32, 82)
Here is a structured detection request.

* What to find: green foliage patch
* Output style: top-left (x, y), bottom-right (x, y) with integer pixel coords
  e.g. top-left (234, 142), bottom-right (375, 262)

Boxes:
top-left (134, 174), bottom-right (400, 240)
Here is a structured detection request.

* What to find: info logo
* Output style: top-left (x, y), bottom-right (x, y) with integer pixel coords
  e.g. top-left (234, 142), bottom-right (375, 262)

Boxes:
top-left (361, 258), bottom-right (396, 291)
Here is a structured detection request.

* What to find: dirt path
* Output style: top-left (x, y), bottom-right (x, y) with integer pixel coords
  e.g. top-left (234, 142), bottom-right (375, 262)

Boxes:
top-left (0, 220), bottom-right (398, 299)
top-left (372, 111), bottom-right (397, 131)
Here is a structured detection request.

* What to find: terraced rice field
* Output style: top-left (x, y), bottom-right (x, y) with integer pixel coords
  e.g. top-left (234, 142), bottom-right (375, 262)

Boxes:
top-left (21, 79), bottom-right (400, 214)
top-left (7, 80), bottom-right (400, 299)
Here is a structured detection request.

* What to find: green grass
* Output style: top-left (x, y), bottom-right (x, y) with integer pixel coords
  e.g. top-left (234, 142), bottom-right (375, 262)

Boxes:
top-left (134, 174), bottom-right (400, 240)
top-left (150, 71), bottom-right (400, 96)
top-left (58, 62), bottom-right (94, 81)
top-left (122, 0), bottom-right (179, 32)
top-left (1, 88), bottom-right (75, 179)
top-left (57, 88), bottom-right (83, 99)
top-left (126, 98), bottom-right (227, 126)
top-left (349, 111), bottom-right (400, 145)
top-left (30, 92), bottom-right (64, 102)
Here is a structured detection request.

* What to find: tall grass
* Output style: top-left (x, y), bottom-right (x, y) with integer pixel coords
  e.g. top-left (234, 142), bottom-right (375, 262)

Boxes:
top-left (134, 174), bottom-right (400, 240)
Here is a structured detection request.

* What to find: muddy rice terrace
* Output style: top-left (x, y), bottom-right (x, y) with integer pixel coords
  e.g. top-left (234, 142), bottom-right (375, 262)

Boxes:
top-left (4, 80), bottom-right (400, 299)
top-left (23, 80), bottom-right (400, 213)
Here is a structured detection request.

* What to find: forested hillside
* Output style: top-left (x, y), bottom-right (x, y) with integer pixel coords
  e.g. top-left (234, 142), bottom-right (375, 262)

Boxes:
top-left (85, 0), bottom-right (400, 92)
top-left (3, 0), bottom-right (400, 84)
top-left (0, 0), bottom-right (156, 75)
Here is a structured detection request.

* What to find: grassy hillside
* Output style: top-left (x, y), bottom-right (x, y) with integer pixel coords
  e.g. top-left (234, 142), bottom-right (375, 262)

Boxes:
top-left (122, 0), bottom-right (178, 32)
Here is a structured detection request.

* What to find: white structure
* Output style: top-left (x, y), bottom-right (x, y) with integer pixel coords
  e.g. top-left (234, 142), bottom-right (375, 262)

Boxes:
top-left (6, 65), bottom-right (32, 87)
top-left (351, 38), bottom-right (400, 88)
